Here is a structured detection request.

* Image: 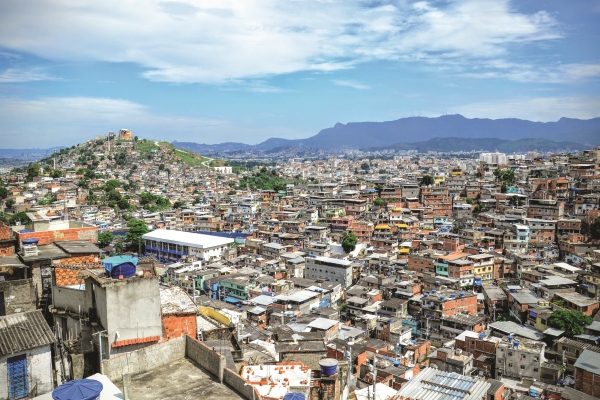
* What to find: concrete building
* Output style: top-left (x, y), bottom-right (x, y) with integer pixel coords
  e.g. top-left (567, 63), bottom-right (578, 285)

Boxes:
top-left (304, 256), bottom-right (353, 288)
top-left (495, 336), bottom-right (545, 381)
top-left (143, 229), bottom-right (234, 263)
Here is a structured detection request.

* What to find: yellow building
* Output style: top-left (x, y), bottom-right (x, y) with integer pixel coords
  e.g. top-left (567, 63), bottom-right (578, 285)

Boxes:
top-left (118, 128), bottom-right (133, 140)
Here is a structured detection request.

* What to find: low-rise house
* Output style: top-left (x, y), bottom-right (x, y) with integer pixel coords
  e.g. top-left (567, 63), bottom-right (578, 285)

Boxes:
top-left (0, 310), bottom-right (56, 398)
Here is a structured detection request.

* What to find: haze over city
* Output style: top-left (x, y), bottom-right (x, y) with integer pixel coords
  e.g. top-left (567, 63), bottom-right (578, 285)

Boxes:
top-left (0, 0), bottom-right (599, 148)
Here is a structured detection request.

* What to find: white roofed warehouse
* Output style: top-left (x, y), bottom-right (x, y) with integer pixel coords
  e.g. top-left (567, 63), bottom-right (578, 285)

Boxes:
top-left (142, 230), bottom-right (234, 263)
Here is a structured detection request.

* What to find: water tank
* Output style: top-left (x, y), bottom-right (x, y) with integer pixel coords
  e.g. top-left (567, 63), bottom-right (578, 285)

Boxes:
top-left (393, 360), bottom-right (400, 367)
top-left (513, 340), bottom-right (520, 348)
top-left (431, 289), bottom-right (437, 294)
top-left (319, 358), bottom-right (338, 376)
top-left (423, 292), bottom-right (429, 297)
top-left (459, 292), bottom-right (465, 297)
top-left (479, 332), bottom-right (486, 339)
top-left (22, 238), bottom-right (39, 245)
top-left (507, 335), bottom-right (514, 342)
top-left (439, 296), bottom-right (445, 300)
top-left (52, 378), bottom-right (103, 400)
top-left (284, 394), bottom-right (306, 400)
top-left (451, 294), bottom-right (457, 298)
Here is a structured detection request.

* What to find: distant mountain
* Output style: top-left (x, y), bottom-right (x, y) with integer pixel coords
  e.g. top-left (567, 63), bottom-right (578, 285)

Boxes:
top-left (369, 137), bottom-right (587, 153)
top-left (0, 147), bottom-right (66, 157)
top-left (172, 141), bottom-right (251, 153)
top-left (172, 115), bottom-right (600, 152)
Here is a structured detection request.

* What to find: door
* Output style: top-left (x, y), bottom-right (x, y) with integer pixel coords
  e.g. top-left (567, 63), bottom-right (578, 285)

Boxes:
top-left (0, 292), bottom-right (5, 316)
top-left (7, 354), bottom-right (28, 399)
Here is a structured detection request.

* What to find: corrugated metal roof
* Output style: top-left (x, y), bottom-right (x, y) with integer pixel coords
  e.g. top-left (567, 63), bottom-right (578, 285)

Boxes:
top-left (573, 349), bottom-right (600, 375)
top-left (0, 310), bottom-right (55, 357)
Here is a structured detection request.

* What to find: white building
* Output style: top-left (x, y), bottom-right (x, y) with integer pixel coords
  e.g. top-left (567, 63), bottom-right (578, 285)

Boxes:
top-left (480, 152), bottom-right (508, 165)
top-left (304, 256), bottom-right (354, 288)
top-left (143, 230), bottom-right (234, 262)
top-left (0, 311), bottom-right (56, 398)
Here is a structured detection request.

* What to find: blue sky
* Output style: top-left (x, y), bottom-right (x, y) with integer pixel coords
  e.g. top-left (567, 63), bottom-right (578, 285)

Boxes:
top-left (0, 0), bottom-right (599, 148)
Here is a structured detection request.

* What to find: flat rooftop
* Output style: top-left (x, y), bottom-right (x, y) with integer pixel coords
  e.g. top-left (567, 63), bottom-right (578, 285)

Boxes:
top-left (116, 358), bottom-right (241, 400)
top-left (142, 229), bottom-right (234, 248)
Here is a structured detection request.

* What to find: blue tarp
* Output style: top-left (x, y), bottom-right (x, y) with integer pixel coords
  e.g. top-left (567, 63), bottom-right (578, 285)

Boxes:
top-left (225, 297), bottom-right (241, 304)
top-left (102, 255), bottom-right (138, 279)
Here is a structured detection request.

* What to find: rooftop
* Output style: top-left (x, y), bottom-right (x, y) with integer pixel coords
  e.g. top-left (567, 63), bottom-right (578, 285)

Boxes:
top-left (573, 349), bottom-right (600, 375)
top-left (142, 229), bottom-right (234, 248)
top-left (0, 310), bottom-right (56, 357)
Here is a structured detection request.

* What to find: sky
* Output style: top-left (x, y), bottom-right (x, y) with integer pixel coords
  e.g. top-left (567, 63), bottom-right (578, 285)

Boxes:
top-left (0, 0), bottom-right (599, 148)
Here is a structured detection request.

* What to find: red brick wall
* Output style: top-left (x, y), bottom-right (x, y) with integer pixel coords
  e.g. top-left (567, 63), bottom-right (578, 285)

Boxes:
top-left (15, 226), bottom-right (98, 247)
top-left (54, 254), bottom-right (102, 286)
top-left (0, 222), bottom-right (11, 240)
top-left (162, 313), bottom-right (197, 341)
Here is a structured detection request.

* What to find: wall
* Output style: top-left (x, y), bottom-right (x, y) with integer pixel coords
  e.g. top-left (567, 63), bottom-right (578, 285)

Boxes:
top-left (0, 279), bottom-right (36, 315)
top-left (223, 368), bottom-right (261, 400)
top-left (0, 345), bottom-right (53, 399)
top-left (100, 336), bottom-right (185, 382)
top-left (52, 285), bottom-right (85, 313)
top-left (162, 313), bottom-right (197, 340)
top-left (104, 277), bottom-right (163, 356)
top-left (185, 335), bottom-right (226, 383)
top-left (15, 225), bottom-right (98, 247)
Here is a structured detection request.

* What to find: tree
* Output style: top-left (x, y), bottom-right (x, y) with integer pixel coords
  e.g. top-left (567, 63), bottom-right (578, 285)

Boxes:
top-left (26, 163), bottom-right (41, 182)
top-left (360, 162), bottom-right (370, 171)
top-left (172, 200), bottom-right (185, 209)
top-left (117, 198), bottom-right (130, 210)
top-left (113, 240), bottom-right (124, 255)
top-left (590, 217), bottom-right (600, 240)
top-left (373, 197), bottom-right (386, 207)
top-left (98, 231), bottom-right (114, 248)
top-left (126, 219), bottom-right (149, 246)
top-left (0, 186), bottom-right (8, 200)
top-left (9, 211), bottom-right (30, 226)
top-left (51, 170), bottom-right (63, 178)
top-left (5, 199), bottom-right (15, 209)
top-left (342, 233), bottom-right (358, 254)
top-left (420, 175), bottom-right (434, 186)
top-left (547, 309), bottom-right (592, 337)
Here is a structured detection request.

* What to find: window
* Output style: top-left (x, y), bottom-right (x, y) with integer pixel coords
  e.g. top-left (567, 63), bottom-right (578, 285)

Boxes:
top-left (508, 363), bottom-right (513, 368)
top-left (520, 365), bottom-right (525, 370)
top-left (508, 352), bottom-right (513, 356)
top-left (534, 368), bottom-right (539, 372)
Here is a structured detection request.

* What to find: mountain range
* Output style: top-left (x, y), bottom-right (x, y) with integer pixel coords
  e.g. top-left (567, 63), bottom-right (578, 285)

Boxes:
top-left (173, 114), bottom-right (600, 153)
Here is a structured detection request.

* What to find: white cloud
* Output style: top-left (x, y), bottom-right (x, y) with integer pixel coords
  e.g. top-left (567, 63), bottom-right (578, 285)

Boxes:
top-left (0, 0), bottom-right (564, 84)
top-left (331, 79), bottom-right (371, 90)
top-left (460, 62), bottom-right (600, 83)
top-left (452, 95), bottom-right (600, 122)
top-left (0, 96), bottom-right (308, 148)
top-left (0, 68), bottom-right (59, 83)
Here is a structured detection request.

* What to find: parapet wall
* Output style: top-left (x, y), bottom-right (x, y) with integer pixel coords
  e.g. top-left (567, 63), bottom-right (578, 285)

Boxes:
top-left (184, 335), bottom-right (226, 383)
top-left (100, 336), bottom-right (185, 381)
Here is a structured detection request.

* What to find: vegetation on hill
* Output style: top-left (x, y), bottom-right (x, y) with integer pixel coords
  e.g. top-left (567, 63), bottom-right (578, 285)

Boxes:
top-left (237, 167), bottom-right (293, 192)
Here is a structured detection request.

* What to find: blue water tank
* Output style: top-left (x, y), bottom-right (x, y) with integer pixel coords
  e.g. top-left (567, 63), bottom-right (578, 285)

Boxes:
top-left (52, 378), bottom-right (103, 400)
top-left (431, 289), bottom-right (437, 294)
top-left (423, 292), bottom-right (429, 297)
top-left (284, 394), bottom-right (306, 400)
top-left (459, 292), bottom-right (465, 297)
top-left (22, 238), bottom-right (39, 245)
top-left (439, 296), bottom-right (445, 300)
top-left (451, 294), bottom-right (457, 298)
top-left (479, 332), bottom-right (486, 339)
top-left (319, 358), bottom-right (338, 376)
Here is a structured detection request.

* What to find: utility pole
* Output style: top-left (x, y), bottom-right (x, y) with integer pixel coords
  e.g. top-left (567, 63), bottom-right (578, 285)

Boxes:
top-left (372, 350), bottom-right (378, 400)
